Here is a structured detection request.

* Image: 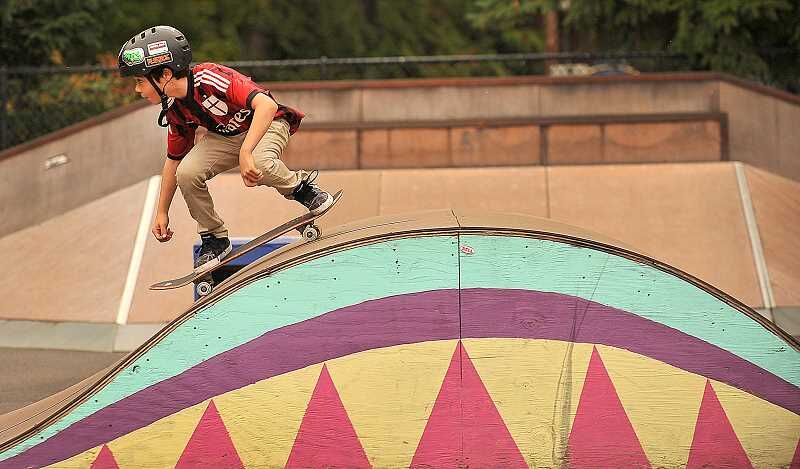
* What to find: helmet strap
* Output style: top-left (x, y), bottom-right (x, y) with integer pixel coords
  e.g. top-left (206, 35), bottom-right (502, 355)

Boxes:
top-left (146, 74), bottom-right (174, 128)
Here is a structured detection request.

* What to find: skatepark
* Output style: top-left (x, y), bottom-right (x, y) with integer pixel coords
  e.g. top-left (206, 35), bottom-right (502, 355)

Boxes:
top-left (0, 73), bottom-right (799, 467)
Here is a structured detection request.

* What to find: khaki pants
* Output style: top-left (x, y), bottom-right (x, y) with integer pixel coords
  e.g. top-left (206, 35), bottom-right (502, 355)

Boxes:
top-left (175, 119), bottom-right (306, 238)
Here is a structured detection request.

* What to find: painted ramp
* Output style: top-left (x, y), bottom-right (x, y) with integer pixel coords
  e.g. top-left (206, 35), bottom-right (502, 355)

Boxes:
top-left (1, 210), bottom-right (798, 468)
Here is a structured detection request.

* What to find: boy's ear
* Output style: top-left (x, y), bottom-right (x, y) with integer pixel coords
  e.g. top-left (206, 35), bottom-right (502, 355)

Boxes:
top-left (162, 68), bottom-right (174, 80)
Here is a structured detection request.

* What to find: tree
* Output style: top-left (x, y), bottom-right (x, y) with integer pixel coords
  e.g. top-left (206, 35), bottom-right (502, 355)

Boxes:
top-left (0, 0), bottom-right (110, 66)
top-left (468, 0), bottom-right (800, 91)
top-left (467, 0), bottom-right (551, 52)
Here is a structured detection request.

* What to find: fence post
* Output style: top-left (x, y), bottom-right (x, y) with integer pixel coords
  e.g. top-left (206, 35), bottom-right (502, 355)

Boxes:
top-left (319, 56), bottom-right (328, 80)
top-left (0, 67), bottom-right (8, 150)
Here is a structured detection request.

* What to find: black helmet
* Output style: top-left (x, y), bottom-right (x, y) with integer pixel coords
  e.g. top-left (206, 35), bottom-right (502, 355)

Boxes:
top-left (118, 25), bottom-right (192, 77)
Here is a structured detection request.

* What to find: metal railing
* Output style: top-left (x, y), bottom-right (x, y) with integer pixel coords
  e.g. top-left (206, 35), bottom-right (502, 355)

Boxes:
top-left (0, 51), bottom-right (689, 151)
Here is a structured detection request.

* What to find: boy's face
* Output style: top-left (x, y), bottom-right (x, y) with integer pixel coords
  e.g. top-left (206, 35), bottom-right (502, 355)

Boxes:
top-left (134, 76), bottom-right (162, 105)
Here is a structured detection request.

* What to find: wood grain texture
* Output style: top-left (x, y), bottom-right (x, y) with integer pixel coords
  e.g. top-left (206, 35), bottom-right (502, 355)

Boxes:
top-left (38, 340), bottom-right (800, 468)
top-left (459, 234), bottom-right (798, 385)
top-left (3, 224), bottom-right (798, 468)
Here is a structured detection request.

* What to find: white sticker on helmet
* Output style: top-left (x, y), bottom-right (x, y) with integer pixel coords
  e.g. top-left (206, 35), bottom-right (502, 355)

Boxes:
top-left (147, 40), bottom-right (169, 55)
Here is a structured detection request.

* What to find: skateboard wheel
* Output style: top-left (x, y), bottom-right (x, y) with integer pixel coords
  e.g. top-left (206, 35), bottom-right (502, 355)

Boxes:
top-left (196, 281), bottom-right (213, 297)
top-left (302, 224), bottom-right (321, 241)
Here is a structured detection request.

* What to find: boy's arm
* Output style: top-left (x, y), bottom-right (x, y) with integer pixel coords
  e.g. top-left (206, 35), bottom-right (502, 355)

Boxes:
top-left (152, 158), bottom-right (180, 242)
top-left (239, 93), bottom-right (279, 187)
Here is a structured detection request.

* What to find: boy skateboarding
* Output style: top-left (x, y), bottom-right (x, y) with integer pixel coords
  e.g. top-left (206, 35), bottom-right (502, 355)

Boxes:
top-left (118, 25), bottom-right (333, 273)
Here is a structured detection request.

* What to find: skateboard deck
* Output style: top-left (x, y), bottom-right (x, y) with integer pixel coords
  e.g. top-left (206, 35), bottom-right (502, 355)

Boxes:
top-left (150, 190), bottom-right (343, 291)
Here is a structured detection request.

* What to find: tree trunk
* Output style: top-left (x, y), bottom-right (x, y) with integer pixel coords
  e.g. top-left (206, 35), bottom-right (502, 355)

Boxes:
top-left (545, 9), bottom-right (560, 73)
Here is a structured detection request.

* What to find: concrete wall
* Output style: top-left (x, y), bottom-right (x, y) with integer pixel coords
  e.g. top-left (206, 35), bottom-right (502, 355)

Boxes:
top-left (718, 81), bottom-right (800, 180)
top-left (270, 77), bottom-right (718, 123)
top-left (0, 105), bottom-right (164, 237)
top-left (283, 117), bottom-right (723, 170)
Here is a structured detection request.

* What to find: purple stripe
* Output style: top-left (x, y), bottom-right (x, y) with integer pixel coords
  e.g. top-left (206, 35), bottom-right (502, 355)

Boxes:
top-left (4, 288), bottom-right (797, 468)
top-left (461, 288), bottom-right (799, 413)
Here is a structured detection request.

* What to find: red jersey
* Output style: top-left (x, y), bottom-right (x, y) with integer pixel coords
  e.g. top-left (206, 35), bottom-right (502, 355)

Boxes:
top-left (165, 63), bottom-right (304, 160)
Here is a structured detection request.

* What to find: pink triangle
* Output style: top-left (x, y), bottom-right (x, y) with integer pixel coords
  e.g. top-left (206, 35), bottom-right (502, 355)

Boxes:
top-left (285, 364), bottom-right (370, 468)
top-left (791, 438), bottom-right (800, 469)
top-left (90, 444), bottom-right (119, 469)
top-left (175, 400), bottom-right (244, 469)
top-left (686, 380), bottom-right (753, 469)
top-left (411, 342), bottom-right (526, 468)
top-left (566, 346), bottom-right (650, 468)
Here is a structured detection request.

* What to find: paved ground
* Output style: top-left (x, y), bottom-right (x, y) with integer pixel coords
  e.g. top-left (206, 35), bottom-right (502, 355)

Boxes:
top-left (0, 348), bottom-right (125, 415)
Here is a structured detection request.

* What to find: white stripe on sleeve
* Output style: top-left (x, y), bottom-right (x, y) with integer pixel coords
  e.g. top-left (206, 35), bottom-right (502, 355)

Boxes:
top-left (194, 74), bottom-right (230, 91)
top-left (196, 69), bottom-right (231, 86)
top-left (195, 78), bottom-right (228, 93)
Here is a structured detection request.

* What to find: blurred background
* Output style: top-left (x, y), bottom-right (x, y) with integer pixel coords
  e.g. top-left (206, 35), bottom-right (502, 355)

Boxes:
top-left (1, 0), bottom-right (799, 149)
top-left (0, 0), bottom-right (798, 413)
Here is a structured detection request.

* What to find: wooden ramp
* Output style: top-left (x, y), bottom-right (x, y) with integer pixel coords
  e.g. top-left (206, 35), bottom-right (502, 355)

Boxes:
top-left (1, 210), bottom-right (797, 468)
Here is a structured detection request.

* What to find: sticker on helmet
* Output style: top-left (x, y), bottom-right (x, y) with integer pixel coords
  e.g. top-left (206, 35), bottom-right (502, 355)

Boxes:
top-left (147, 40), bottom-right (169, 55)
top-left (145, 52), bottom-right (173, 67)
top-left (121, 48), bottom-right (145, 66)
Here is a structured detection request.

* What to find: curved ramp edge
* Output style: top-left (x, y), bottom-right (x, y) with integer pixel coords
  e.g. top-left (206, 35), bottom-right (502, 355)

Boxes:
top-left (1, 210), bottom-right (798, 468)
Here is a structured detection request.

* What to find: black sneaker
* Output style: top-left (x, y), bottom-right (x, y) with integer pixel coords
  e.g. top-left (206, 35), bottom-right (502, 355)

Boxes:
top-left (291, 170), bottom-right (333, 215)
top-left (194, 235), bottom-right (232, 273)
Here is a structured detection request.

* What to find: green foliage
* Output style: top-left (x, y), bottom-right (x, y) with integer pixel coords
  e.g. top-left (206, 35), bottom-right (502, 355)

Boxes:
top-left (466, 0), bottom-right (553, 51)
top-left (3, 56), bottom-right (136, 148)
top-left (0, 0), bottom-right (110, 66)
top-left (95, 0), bottom-right (492, 79)
top-left (466, 0), bottom-right (799, 90)
top-left (564, 0), bottom-right (797, 89)
top-left (1, 0), bottom-right (797, 150)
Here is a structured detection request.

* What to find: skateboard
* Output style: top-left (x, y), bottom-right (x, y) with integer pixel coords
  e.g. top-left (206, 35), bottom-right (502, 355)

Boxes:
top-left (150, 190), bottom-right (343, 297)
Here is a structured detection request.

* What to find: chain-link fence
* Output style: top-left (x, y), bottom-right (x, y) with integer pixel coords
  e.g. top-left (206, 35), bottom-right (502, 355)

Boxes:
top-left (0, 51), bottom-right (689, 152)
top-left (0, 65), bottom-right (138, 151)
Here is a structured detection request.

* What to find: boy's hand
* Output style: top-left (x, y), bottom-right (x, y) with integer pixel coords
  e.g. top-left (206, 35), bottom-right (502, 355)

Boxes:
top-left (239, 151), bottom-right (262, 187)
top-left (152, 212), bottom-right (173, 242)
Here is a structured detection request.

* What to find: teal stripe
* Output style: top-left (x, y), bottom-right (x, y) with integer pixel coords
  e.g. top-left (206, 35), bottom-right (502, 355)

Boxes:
top-left (459, 235), bottom-right (800, 386)
top-left (1, 236), bottom-right (460, 461)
